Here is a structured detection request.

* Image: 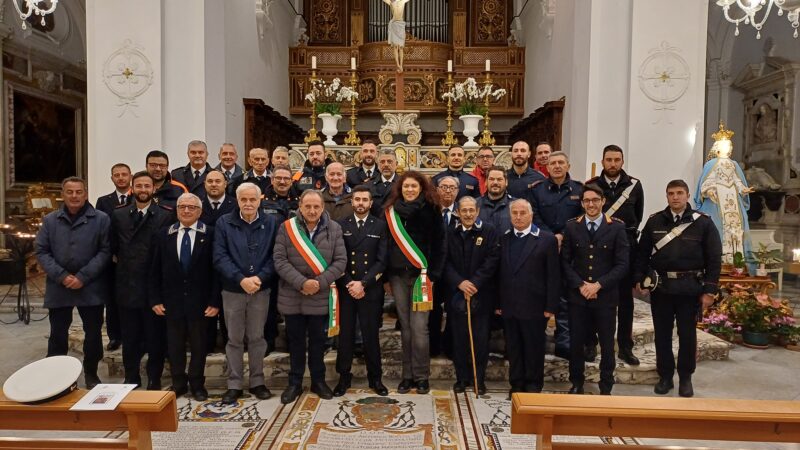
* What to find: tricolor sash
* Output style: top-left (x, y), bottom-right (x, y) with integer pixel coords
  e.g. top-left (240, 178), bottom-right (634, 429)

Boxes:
top-left (386, 207), bottom-right (433, 311)
top-left (285, 217), bottom-right (340, 336)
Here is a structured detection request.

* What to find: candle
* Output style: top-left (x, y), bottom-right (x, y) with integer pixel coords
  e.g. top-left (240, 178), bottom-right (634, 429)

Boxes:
top-left (447, 60), bottom-right (452, 73)
top-left (311, 56), bottom-right (317, 69)
top-left (793, 249), bottom-right (800, 262)
top-left (351, 57), bottom-right (356, 71)
top-left (485, 59), bottom-right (490, 72)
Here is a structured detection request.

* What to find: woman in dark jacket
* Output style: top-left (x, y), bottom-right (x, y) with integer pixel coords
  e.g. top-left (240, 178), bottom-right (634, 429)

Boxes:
top-left (383, 171), bottom-right (446, 394)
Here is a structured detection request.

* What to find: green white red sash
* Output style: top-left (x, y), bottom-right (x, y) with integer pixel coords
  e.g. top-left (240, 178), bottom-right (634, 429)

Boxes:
top-left (285, 217), bottom-right (340, 336)
top-left (386, 206), bottom-right (433, 311)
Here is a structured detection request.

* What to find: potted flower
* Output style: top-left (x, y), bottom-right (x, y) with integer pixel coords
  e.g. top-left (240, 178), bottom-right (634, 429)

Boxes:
top-left (716, 284), bottom-right (786, 347)
top-left (304, 78), bottom-right (359, 146)
top-left (731, 251), bottom-right (747, 277)
top-left (701, 312), bottom-right (741, 342)
top-left (746, 243), bottom-right (783, 277)
top-left (441, 77), bottom-right (506, 148)
top-left (770, 313), bottom-right (800, 347)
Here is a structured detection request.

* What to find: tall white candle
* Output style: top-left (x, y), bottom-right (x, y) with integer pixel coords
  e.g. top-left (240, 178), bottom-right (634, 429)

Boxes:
top-left (311, 56), bottom-right (317, 69)
top-left (447, 60), bottom-right (453, 73)
top-left (351, 57), bottom-right (356, 71)
top-left (485, 59), bottom-right (491, 72)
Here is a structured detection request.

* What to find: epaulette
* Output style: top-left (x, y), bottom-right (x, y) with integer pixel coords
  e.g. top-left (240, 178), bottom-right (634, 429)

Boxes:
top-left (649, 212), bottom-right (660, 218)
top-left (568, 215), bottom-right (582, 223)
top-left (504, 229), bottom-right (512, 235)
top-left (531, 180), bottom-right (545, 188)
top-left (585, 176), bottom-right (600, 184)
top-left (114, 203), bottom-right (129, 209)
top-left (170, 179), bottom-right (189, 193)
top-left (611, 216), bottom-right (625, 224)
top-left (158, 204), bottom-right (174, 211)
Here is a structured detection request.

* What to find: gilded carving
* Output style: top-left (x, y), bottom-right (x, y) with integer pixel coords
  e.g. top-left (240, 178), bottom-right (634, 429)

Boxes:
top-left (311, 0), bottom-right (341, 42)
top-left (476, 0), bottom-right (506, 44)
top-left (358, 79), bottom-right (376, 103)
top-left (383, 79), bottom-right (428, 103)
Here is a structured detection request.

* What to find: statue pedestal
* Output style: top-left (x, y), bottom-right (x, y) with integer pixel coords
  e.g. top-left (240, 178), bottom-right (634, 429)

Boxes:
top-left (379, 110), bottom-right (421, 145)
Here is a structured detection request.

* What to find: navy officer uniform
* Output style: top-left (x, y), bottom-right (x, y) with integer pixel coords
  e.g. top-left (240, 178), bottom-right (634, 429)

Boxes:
top-left (561, 213), bottom-right (629, 394)
top-left (346, 165), bottom-right (380, 189)
top-left (635, 205), bottom-right (721, 396)
top-left (432, 168), bottom-right (480, 199)
top-left (333, 213), bottom-right (389, 396)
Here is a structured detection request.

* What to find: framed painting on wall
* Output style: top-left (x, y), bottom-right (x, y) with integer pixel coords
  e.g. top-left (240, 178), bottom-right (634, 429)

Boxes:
top-left (4, 81), bottom-right (83, 189)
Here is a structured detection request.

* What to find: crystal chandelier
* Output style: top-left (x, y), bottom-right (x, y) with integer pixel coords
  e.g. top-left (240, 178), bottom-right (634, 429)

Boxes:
top-left (717, 0), bottom-right (800, 39)
top-left (12, 0), bottom-right (59, 31)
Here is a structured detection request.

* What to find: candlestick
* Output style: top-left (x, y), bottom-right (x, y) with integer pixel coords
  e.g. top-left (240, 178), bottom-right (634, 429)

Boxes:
top-left (344, 68), bottom-right (361, 146)
top-left (311, 56), bottom-right (317, 69)
top-left (447, 59), bottom-right (452, 73)
top-left (478, 71), bottom-right (495, 147)
top-left (304, 67), bottom-right (320, 143)
top-left (441, 71), bottom-right (458, 146)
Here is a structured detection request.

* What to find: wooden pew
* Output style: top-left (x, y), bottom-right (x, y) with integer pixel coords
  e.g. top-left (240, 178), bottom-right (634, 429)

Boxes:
top-left (511, 393), bottom-right (800, 449)
top-left (0, 389), bottom-right (177, 450)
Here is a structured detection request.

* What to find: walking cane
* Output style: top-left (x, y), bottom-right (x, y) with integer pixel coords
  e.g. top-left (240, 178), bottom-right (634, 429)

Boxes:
top-left (465, 293), bottom-right (479, 398)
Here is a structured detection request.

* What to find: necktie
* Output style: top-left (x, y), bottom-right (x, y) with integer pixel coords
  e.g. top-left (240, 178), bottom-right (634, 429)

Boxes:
top-left (366, 170), bottom-right (372, 178)
top-left (674, 214), bottom-right (681, 223)
top-left (193, 170), bottom-right (200, 183)
top-left (443, 208), bottom-right (450, 226)
top-left (609, 181), bottom-right (617, 190)
top-left (212, 201), bottom-right (220, 211)
top-left (516, 232), bottom-right (524, 238)
top-left (135, 210), bottom-right (144, 226)
top-left (225, 170), bottom-right (232, 180)
top-left (119, 194), bottom-right (126, 205)
top-left (357, 219), bottom-right (364, 229)
top-left (589, 221), bottom-right (597, 237)
top-left (180, 228), bottom-right (192, 273)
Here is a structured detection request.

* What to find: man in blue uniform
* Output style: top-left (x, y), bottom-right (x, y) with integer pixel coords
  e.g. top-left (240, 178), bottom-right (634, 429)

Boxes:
top-left (432, 145), bottom-right (479, 199)
top-left (476, 166), bottom-right (514, 234)
top-left (506, 140), bottom-right (545, 199)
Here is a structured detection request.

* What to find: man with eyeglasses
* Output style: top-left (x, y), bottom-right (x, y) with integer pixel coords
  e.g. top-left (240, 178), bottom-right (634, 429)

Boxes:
top-left (432, 145), bottom-right (479, 199)
top-left (561, 184), bottom-right (629, 395)
top-left (471, 146), bottom-right (495, 196)
top-left (111, 171), bottom-right (175, 390)
top-left (147, 150), bottom-right (188, 208)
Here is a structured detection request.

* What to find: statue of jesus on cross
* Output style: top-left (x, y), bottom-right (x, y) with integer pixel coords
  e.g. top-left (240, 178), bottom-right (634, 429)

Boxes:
top-left (384, 0), bottom-right (411, 72)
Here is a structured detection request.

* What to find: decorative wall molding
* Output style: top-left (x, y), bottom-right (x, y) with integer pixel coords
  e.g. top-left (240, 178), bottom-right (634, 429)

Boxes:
top-left (638, 41), bottom-right (691, 123)
top-left (101, 39), bottom-right (154, 118)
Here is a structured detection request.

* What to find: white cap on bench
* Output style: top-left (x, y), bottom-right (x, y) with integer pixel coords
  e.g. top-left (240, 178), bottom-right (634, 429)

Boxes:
top-left (3, 356), bottom-right (82, 403)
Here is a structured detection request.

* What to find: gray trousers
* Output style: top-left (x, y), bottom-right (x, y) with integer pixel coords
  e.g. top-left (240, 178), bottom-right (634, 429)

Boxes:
top-left (390, 273), bottom-right (430, 380)
top-left (222, 289), bottom-right (270, 390)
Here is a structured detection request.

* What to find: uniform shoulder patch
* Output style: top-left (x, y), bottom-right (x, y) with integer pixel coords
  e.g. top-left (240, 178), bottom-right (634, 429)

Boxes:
top-left (567, 216), bottom-right (580, 223)
top-left (648, 212), bottom-right (660, 218)
top-left (114, 203), bottom-right (128, 209)
top-left (158, 204), bottom-right (174, 211)
top-left (585, 176), bottom-right (600, 184)
top-left (531, 180), bottom-right (545, 188)
top-left (611, 217), bottom-right (625, 223)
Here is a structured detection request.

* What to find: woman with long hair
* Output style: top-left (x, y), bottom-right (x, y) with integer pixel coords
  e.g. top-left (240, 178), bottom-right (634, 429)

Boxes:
top-left (383, 171), bottom-right (446, 394)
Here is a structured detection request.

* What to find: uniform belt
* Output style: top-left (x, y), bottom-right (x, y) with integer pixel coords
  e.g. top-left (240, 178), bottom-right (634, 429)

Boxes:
top-left (660, 270), bottom-right (704, 279)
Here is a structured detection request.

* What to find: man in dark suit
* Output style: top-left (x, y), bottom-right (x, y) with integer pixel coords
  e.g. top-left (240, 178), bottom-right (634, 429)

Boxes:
top-left (149, 193), bottom-right (220, 401)
top-left (227, 148), bottom-right (271, 196)
top-left (561, 184), bottom-right (629, 395)
top-left (346, 140), bottom-right (380, 188)
top-left (216, 143), bottom-right (244, 181)
top-left (443, 196), bottom-right (500, 395)
top-left (369, 150), bottom-right (398, 216)
top-left (111, 171), bottom-right (175, 389)
top-left (333, 185), bottom-right (389, 397)
top-left (95, 162), bottom-right (132, 352)
top-left (498, 199), bottom-right (559, 399)
top-left (171, 140), bottom-right (213, 197)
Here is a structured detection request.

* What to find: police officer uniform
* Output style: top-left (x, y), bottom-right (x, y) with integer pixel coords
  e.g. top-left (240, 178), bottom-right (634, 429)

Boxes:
top-left (476, 192), bottom-right (514, 234)
top-left (635, 206), bottom-right (721, 396)
top-left (506, 166), bottom-right (545, 200)
top-left (333, 214), bottom-right (389, 396)
top-left (227, 169), bottom-right (271, 197)
top-left (346, 165), bottom-right (380, 188)
top-left (585, 170), bottom-right (644, 364)
top-left (171, 163), bottom-right (213, 197)
top-left (432, 168), bottom-right (480, 199)
top-left (153, 174), bottom-right (188, 209)
top-left (561, 214), bottom-right (629, 394)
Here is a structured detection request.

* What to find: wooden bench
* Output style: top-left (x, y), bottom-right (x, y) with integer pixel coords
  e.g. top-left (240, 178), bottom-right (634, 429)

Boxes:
top-left (0, 389), bottom-right (177, 450)
top-left (511, 393), bottom-right (800, 449)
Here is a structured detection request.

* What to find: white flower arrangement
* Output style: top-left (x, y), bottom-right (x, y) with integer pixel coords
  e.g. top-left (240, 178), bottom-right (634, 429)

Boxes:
top-left (304, 78), bottom-right (359, 115)
top-left (441, 77), bottom-right (507, 116)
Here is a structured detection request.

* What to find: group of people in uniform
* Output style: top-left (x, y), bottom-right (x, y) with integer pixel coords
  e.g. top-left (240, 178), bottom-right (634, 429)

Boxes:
top-left (34, 137), bottom-right (721, 405)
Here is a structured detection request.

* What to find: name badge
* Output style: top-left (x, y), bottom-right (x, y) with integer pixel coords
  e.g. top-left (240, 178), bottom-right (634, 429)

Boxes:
top-left (466, 185), bottom-right (475, 190)
top-left (569, 195), bottom-right (580, 200)
top-left (300, 176), bottom-right (312, 185)
top-left (476, 237), bottom-right (483, 246)
top-left (367, 234), bottom-right (380, 238)
top-left (343, 231), bottom-right (353, 236)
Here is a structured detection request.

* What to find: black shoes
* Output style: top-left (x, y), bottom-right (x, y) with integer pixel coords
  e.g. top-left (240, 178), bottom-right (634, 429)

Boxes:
top-left (333, 374), bottom-right (352, 397)
top-left (452, 381), bottom-right (467, 393)
top-left (106, 339), bottom-right (122, 351)
top-left (477, 383), bottom-right (487, 396)
top-left (397, 379), bottom-right (414, 394)
top-left (369, 380), bottom-right (389, 396)
top-left (679, 377), bottom-right (694, 398)
top-left (281, 385), bottom-right (303, 404)
top-left (147, 379), bottom-right (162, 391)
top-left (416, 379), bottom-right (430, 394)
top-left (265, 339), bottom-right (276, 356)
top-left (249, 385), bottom-right (273, 400)
top-left (654, 377), bottom-right (674, 395)
top-left (619, 350), bottom-right (641, 366)
top-left (507, 385), bottom-right (523, 400)
top-left (568, 384), bottom-right (584, 394)
top-left (123, 377), bottom-right (142, 389)
top-left (584, 345), bottom-right (597, 363)
top-left (84, 373), bottom-right (101, 390)
top-left (311, 381), bottom-right (334, 400)
top-left (168, 384), bottom-right (189, 397)
top-left (222, 389), bottom-right (243, 404)
top-left (554, 348), bottom-right (570, 360)
top-left (192, 387), bottom-right (209, 402)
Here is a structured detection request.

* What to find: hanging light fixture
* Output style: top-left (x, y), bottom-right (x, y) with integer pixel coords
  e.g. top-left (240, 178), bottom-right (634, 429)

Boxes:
top-left (717, 0), bottom-right (800, 39)
top-left (12, 0), bottom-right (59, 31)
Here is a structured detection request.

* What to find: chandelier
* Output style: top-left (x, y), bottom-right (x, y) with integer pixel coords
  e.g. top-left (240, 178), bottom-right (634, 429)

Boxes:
top-left (717, 0), bottom-right (800, 38)
top-left (12, 0), bottom-right (59, 31)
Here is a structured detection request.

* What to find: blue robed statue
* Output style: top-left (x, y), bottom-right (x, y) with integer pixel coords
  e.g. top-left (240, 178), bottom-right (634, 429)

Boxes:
top-left (694, 123), bottom-right (755, 269)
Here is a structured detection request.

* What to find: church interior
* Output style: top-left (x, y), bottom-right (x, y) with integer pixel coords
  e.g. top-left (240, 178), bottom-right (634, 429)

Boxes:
top-left (1, 0), bottom-right (800, 449)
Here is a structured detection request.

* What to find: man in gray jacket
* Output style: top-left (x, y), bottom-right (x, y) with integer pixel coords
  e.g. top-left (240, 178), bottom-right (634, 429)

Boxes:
top-left (274, 189), bottom-right (346, 404)
top-left (35, 176), bottom-right (111, 388)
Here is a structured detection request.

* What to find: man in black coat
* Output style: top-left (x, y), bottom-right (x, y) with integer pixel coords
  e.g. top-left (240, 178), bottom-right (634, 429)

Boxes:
top-left (369, 150), bottom-right (398, 216)
top-left (346, 140), bottom-right (380, 188)
top-left (561, 184), bottom-right (629, 395)
top-left (333, 185), bottom-right (389, 397)
top-left (149, 193), bottom-right (220, 401)
top-left (227, 148), bottom-right (272, 196)
top-left (147, 150), bottom-right (188, 208)
top-left (292, 141), bottom-right (328, 192)
top-left (95, 162), bottom-right (132, 352)
top-left (111, 171), bottom-right (175, 389)
top-left (584, 144), bottom-right (644, 365)
top-left (443, 196), bottom-right (500, 395)
top-left (498, 199), bottom-right (559, 399)
top-left (431, 145), bottom-right (480, 199)
top-left (200, 169), bottom-right (236, 227)
top-left (636, 180), bottom-right (721, 398)
top-left (171, 140), bottom-right (213, 197)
